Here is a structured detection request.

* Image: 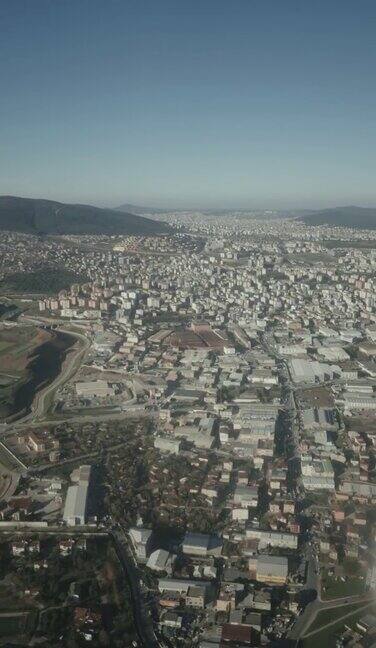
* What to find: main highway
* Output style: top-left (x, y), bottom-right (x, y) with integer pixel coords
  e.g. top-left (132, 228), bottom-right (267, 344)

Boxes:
top-left (18, 316), bottom-right (92, 422)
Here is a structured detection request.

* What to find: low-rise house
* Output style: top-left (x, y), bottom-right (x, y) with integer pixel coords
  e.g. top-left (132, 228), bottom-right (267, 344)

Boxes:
top-left (186, 585), bottom-right (206, 609)
top-left (161, 611), bottom-right (183, 629)
top-left (11, 540), bottom-right (26, 557)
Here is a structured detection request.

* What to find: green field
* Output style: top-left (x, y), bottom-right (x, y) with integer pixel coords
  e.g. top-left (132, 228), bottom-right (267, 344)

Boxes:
top-left (323, 239), bottom-right (376, 249)
top-left (303, 602), bottom-right (375, 648)
top-left (321, 574), bottom-right (365, 600)
top-left (0, 340), bottom-right (14, 353)
top-left (287, 252), bottom-right (336, 264)
top-left (0, 610), bottom-right (37, 637)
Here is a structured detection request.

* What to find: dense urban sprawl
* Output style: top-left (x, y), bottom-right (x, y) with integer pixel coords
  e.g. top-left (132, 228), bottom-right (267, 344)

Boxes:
top-left (1, 213), bottom-right (376, 646)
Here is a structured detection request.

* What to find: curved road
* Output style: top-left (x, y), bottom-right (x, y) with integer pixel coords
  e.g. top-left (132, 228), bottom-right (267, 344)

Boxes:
top-left (31, 325), bottom-right (91, 420)
top-left (8, 317), bottom-right (92, 426)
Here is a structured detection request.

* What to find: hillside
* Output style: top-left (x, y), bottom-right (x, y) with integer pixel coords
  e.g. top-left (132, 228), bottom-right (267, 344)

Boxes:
top-left (0, 268), bottom-right (88, 294)
top-left (0, 196), bottom-right (169, 236)
top-left (300, 206), bottom-right (376, 229)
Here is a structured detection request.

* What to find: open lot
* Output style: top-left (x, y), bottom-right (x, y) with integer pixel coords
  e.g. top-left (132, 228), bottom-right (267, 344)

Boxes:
top-left (296, 385), bottom-right (335, 408)
top-left (0, 325), bottom-right (49, 376)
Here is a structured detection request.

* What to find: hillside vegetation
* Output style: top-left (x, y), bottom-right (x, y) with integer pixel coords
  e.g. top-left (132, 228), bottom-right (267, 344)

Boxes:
top-left (0, 268), bottom-right (87, 294)
top-left (0, 196), bottom-right (169, 236)
top-left (301, 206), bottom-right (376, 229)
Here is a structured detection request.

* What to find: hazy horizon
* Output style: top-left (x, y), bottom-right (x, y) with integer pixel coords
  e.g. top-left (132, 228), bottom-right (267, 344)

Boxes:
top-left (2, 0), bottom-right (376, 208)
top-left (3, 194), bottom-right (376, 214)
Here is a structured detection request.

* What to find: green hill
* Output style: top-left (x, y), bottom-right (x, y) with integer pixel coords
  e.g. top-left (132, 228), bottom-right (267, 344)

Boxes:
top-left (0, 196), bottom-right (169, 236)
top-left (300, 206), bottom-right (376, 229)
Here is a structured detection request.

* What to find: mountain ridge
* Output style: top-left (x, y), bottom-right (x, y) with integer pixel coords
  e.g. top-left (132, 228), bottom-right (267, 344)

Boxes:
top-left (299, 206), bottom-right (376, 229)
top-left (0, 196), bottom-right (169, 236)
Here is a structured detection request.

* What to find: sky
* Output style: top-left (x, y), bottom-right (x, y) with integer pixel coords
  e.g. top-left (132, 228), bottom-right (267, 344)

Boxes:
top-left (1, 0), bottom-right (376, 210)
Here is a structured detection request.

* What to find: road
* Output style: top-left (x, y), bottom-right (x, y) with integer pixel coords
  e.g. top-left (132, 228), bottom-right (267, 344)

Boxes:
top-left (263, 337), bottom-right (368, 645)
top-left (288, 591), bottom-right (375, 641)
top-left (110, 528), bottom-right (163, 648)
top-left (3, 318), bottom-right (92, 430)
top-left (305, 546), bottom-right (320, 594)
top-left (31, 325), bottom-right (91, 420)
top-left (302, 600), bottom-right (375, 640)
top-left (0, 524), bottom-right (108, 536)
top-left (1, 406), bottom-right (155, 439)
top-left (33, 404), bottom-right (153, 427)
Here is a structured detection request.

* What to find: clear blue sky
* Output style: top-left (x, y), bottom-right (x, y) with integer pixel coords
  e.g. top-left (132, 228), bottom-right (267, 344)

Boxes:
top-left (1, 0), bottom-right (376, 209)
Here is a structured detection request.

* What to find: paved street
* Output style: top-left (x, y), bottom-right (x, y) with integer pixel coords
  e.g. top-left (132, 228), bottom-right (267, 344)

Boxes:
top-left (288, 591), bottom-right (375, 641)
top-left (111, 528), bottom-right (163, 648)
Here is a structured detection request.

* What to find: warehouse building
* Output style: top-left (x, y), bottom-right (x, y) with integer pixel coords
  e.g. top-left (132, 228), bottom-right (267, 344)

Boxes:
top-left (339, 481), bottom-right (376, 499)
top-left (182, 532), bottom-right (222, 557)
top-left (154, 436), bottom-right (181, 454)
top-left (63, 465), bottom-right (91, 526)
top-left (338, 394), bottom-right (376, 411)
top-left (75, 380), bottom-right (115, 398)
top-left (318, 346), bottom-right (350, 362)
top-left (301, 475), bottom-right (335, 491)
top-left (245, 528), bottom-right (298, 549)
top-left (255, 555), bottom-right (288, 585)
top-left (289, 358), bottom-right (341, 384)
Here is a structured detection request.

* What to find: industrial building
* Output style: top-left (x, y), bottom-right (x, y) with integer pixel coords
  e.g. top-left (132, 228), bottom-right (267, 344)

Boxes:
top-left (182, 532), bottom-right (222, 557)
top-left (300, 456), bottom-right (335, 491)
top-left (289, 358), bottom-right (341, 384)
top-left (75, 380), bottom-right (115, 398)
top-left (154, 436), bottom-right (181, 454)
top-left (63, 465), bottom-right (91, 526)
top-left (245, 528), bottom-right (298, 549)
top-left (338, 394), bottom-right (376, 411)
top-left (255, 555), bottom-right (288, 585)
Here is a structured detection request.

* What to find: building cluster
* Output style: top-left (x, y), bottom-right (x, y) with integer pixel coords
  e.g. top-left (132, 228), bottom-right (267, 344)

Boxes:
top-left (1, 214), bottom-right (376, 645)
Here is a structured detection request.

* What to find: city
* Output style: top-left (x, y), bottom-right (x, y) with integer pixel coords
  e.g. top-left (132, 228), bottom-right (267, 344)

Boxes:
top-left (2, 1), bottom-right (376, 646)
top-left (1, 212), bottom-right (376, 646)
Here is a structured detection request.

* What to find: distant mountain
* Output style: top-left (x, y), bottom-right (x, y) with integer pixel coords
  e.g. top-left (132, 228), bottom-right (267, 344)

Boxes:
top-left (300, 206), bottom-right (376, 229)
top-left (116, 204), bottom-right (301, 217)
top-left (116, 202), bottom-right (171, 214)
top-left (0, 196), bottom-right (169, 236)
